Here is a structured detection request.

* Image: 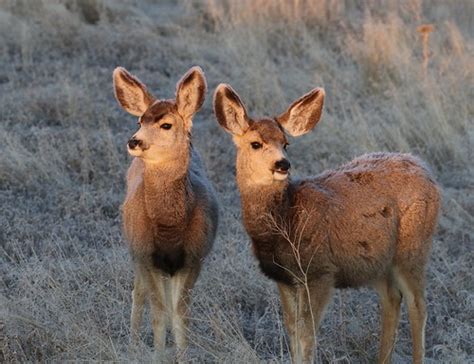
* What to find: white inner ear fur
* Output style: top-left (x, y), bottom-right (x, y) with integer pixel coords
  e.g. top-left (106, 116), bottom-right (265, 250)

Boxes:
top-left (214, 84), bottom-right (250, 136)
top-left (225, 104), bottom-right (249, 136)
top-left (113, 67), bottom-right (154, 117)
top-left (279, 88), bottom-right (325, 137)
top-left (284, 110), bottom-right (308, 136)
top-left (176, 67), bottom-right (206, 122)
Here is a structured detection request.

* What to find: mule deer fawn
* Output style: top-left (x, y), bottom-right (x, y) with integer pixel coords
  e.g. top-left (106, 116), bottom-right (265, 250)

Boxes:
top-left (213, 84), bottom-right (440, 363)
top-left (113, 66), bottom-right (218, 356)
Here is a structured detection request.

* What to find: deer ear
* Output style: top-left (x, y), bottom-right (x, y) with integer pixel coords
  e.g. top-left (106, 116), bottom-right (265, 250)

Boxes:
top-left (213, 84), bottom-right (251, 136)
top-left (276, 88), bottom-right (325, 137)
top-left (113, 67), bottom-right (155, 117)
top-left (176, 66), bottom-right (207, 123)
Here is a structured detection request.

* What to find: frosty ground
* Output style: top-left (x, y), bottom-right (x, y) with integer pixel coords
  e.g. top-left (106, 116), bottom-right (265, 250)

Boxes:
top-left (0, 1), bottom-right (472, 362)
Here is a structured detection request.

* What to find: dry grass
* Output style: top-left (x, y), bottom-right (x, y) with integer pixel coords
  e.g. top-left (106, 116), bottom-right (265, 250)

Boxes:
top-left (0, 0), bottom-right (472, 362)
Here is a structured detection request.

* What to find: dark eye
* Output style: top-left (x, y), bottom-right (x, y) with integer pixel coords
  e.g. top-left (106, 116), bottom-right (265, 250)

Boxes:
top-left (251, 142), bottom-right (262, 150)
top-left (161, 123), bottom-right (172, 130)
top-left (284, 143), bottom-right (289, 150)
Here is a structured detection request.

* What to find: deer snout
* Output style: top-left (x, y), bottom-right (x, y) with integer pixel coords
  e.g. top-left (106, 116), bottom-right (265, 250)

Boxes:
top-left (128, 137), bottom-right (142, 150)
top-left (275, 159), bottom-right (291, 173)
top-left (273, 159), bottom-right (290, 181)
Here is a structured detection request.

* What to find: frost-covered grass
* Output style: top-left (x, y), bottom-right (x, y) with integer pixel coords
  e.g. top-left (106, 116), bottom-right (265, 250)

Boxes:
top-left (1, 0), bottom-right (472, 362)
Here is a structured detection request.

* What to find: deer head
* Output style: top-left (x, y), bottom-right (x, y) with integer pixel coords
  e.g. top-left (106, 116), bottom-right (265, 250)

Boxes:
top-left (213, 84), bottom-right (325, 185)
top-left (113, 66), bottom-right (207, 165)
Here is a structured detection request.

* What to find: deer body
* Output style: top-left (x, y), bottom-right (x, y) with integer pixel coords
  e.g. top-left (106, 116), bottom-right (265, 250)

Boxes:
top-left (240, 153), bottom-right (438, 290)
top-left (214, 85), bottom-right (440, 364)
top-left (123, 149), bottom-right (217, 272)
top-left (114, 67), bottom-right (218, 357)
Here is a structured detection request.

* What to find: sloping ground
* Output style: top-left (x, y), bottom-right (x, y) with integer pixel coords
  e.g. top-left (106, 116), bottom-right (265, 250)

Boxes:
top-left (0, 0), bottom-right (472, 362)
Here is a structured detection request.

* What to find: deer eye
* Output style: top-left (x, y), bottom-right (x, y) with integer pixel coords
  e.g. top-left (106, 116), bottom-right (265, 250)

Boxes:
top-left (251, 142), bottom-right (262, 150)
top-left (161, 123), bottom-right (172, 130)
top-left (284, 143), bottom-right (289, 150)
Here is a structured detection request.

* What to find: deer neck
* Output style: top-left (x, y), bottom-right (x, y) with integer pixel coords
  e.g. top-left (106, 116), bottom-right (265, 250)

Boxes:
top-left (237, 175), bottom-right (292, 239)
top-left (142, 148), bottom-right (193, 228)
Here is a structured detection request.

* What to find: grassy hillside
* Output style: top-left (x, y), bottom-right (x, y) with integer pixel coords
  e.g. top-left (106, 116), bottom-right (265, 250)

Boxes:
top-left (1, 0), bottom-right (472, 362)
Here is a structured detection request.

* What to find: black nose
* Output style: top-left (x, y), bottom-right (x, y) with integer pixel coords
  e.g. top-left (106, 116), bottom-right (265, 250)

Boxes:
top-left (128, 138), bottom-right (142, 149)
top-left (275, 159), bottom-right (291, 172)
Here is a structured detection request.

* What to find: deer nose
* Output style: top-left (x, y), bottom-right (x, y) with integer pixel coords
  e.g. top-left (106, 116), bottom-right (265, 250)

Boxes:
top-left (128, 138), bottom-right (142, 149)
top-left (275, 159), bottom-right (291, 172)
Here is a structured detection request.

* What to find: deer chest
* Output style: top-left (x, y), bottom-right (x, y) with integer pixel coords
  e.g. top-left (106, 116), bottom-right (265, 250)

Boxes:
top-left (251, 238), bottom-right (294, 285)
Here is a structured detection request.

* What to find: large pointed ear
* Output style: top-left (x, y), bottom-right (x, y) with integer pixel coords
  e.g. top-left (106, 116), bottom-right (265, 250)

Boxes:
top-left (175, 66), bottom-right (207, 122)
top-left (276, 88), bottom-right (325, 137)
top-left (213, 84), bottom-right (251, 136)
top-left (113, 67), bottom-right (155, 117)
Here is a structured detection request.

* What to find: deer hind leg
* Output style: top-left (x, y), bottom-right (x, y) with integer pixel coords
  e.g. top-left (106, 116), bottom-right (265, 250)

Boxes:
top-left (169, 266), bottom-right (200, 358)
top-left (396, 201), bottom-right (432, 364)
top-left (148, 269), bottom-right (169, 352)
top-left (395, 269), bottom-right (427, 364)
top-left (375, 276), bottom-right (403, 364)
top-left (130, 266), bottom-right (147, 346)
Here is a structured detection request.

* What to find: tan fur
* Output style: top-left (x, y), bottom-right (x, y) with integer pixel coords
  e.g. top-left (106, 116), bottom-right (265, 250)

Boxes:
top-left (214, 84), bottom-right (440, 364)
top-left (113, 66), bottom-right (218, 356)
